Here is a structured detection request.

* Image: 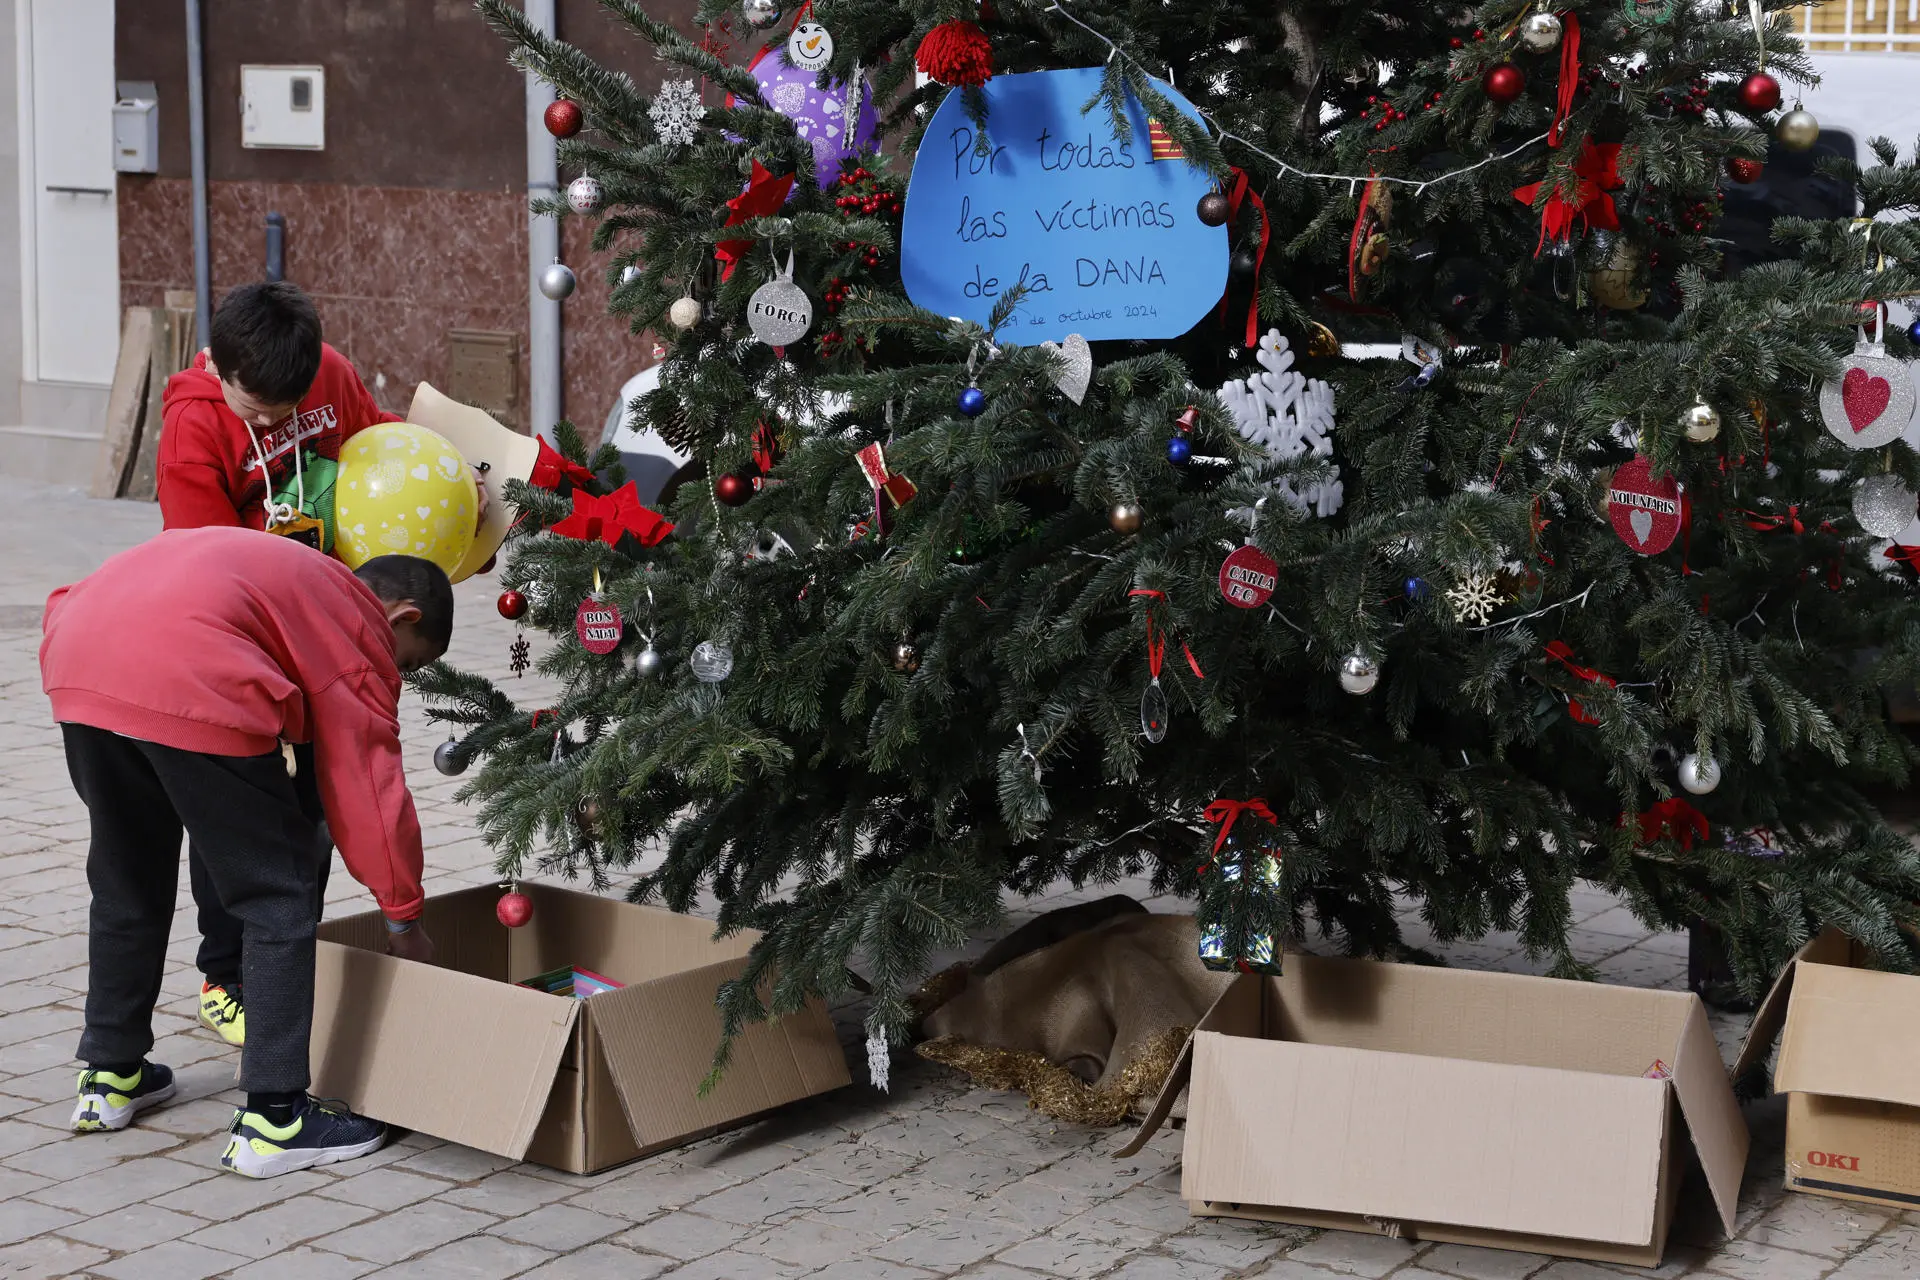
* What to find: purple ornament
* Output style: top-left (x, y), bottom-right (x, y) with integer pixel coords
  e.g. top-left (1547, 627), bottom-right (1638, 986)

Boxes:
top-left (733, 46), bottom-right (878, 190)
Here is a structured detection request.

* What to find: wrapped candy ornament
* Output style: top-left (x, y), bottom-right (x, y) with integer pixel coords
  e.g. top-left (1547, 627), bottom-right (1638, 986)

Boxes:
top-left (1194, 798), bottom-right (1285, 976)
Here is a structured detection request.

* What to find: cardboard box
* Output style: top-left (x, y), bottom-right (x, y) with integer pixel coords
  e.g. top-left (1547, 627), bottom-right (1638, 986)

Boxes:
top-left (1736, 929), bottom-right (1920, 1211)
top-left (309, 883), bottom-right (852, 1174)
top-left (1118, 954), bottom-right (1747, 1267)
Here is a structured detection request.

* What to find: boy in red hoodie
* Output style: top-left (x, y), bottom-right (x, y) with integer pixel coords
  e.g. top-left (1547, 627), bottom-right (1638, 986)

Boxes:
top-left (42, 528), bottom-right (446, 1177)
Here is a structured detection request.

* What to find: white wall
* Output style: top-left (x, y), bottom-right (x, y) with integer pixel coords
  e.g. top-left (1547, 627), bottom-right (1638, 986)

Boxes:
top-left (0, 0), bottom-right (22, 427)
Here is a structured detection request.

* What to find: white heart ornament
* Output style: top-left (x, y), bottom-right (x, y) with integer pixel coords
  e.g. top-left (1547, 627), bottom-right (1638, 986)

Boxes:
top-left (1819, 309), bottom-right (1918, 450)
top-left (1039, 334), bottom-right (1092, 405)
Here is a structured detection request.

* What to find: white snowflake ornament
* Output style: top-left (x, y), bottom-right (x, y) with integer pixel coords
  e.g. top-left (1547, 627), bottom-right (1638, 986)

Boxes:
top-left (649, 80), bottom-right (704, 148)
top-left (1446, 571), bottom-right (1502, 626)
top-left (1220, 330), bottom-right (1343, 519)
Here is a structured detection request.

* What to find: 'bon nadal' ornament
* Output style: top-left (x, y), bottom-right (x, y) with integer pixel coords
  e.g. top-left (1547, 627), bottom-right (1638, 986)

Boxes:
top-left (575, 596), bottom-right (625, 655)
top-left (1218, 544), bottom-right (1278, 608)
top-left (1607, 455), bottom-right (1683, 555)
top-left (1819, 308), bottom-right (1916, 450)
top-left (748, 251), bottom-right (814, 347)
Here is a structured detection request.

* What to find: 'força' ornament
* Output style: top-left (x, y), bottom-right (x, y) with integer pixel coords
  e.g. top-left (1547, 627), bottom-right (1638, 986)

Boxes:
top-left (1339, 651), bottom-right (1380, 695)
top-left (690, 641), bottom-right (734, 682)
top-left (1819, 308), bottom-right (1915, 449)
top-left (1483, 64), bottom-right (1525, 105)
top-left (539, 260), bottom-right (577, 301)
top-left (1681, 399), bottom-right (1721, 443)
top-left (544, 99), bottom-right (583, 138)
top-left (496, 889), bottom-right (534, 928)
top-left (1776, 108), bottom-right (1820, 151)
top-left (748, 252), bottom-right (813, 347)
top-left (1678, 754), bottom-right (1722, 796)
top-left (741, 0), bottom-right (781, 28)
top-left (1853, 475), bottom-right (1917, 538)
top-left (1109, 501), bottom-right (1144, 534)
top-left (1519, 11), bottom-right (1563, 51)
top-left (566, 174), bottom-right (604, 215)
top-left (1196, 191), bottom-right (1231, 226)
top-left (1737, 72), bottom-right (1782, 113)
top-left (668, 296), bottom-right (702, 330)
top-left (433, 735), bottom-right (468, 777)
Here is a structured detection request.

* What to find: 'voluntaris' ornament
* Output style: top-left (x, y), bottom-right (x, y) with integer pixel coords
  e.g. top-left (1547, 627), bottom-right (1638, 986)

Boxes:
top-left (1221, 330), bottom-right (1342, 519)
top-left (1607, 455), bottom-right (1683, 555)
top-left (1820, 308), bottom-right (1915, 449)
top-left (748, 251), bottom-right (813, 347)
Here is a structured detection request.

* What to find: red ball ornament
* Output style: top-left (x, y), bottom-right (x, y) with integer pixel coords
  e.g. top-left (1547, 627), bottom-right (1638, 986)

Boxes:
top-left (544, 99), bottom-right (583, 138)
top-left (714, 473), bottom-right (752, 507)
top-left (1482, 64), bottom-right (1525, 105)
top-left (1725, 156), bottom-right (1764, 184)
top-left (497, 589), bottom-right (528, 620)
top-left (496, 890), bottom-right (534, 929)
top-left (1737, 72), bottom-right (1781, 114)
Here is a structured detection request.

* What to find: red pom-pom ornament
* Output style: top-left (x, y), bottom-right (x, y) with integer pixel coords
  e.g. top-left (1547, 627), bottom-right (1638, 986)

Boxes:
top-left (497, 589), bottom-right (528, 620)
top-left (496, 890), bottom-right (533, 929)
top-left (1725, 156), bottom-right (1764, 184)
top-left (915, 20), bottom-right (994, 87)
top-left (1737, 72), bottom-right (1781, 114)
top-left (544, 99), bottom-right (583, 138)
top-left (1482, 64), bottom-right (1525, 105)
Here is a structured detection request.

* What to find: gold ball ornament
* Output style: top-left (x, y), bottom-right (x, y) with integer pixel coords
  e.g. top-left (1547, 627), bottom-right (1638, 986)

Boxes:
top-left (1304, 323), bottom-right (1341, 358)
top-left (1109, 501), bottom-right (1144, 534)
top-left (1588, 240), bottom-right (1648, 311)
top-left (1775, 109), bottom-right (1820, 152)
top-left (890, 641), bottom-right (919, 673)
top-left (334, 422), bottom-right (478, 576)
top-left (1681, 400), bottom-right (1721, 443)
top-left (668, 296), bottom-right (702, 330)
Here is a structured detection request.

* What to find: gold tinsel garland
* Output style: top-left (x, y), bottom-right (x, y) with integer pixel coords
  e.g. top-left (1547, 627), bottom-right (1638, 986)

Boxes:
top-left (914, 1026), bottom-right (1191, 1127)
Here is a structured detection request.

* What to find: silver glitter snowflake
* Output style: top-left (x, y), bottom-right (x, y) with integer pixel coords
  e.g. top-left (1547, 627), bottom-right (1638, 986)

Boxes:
top-left (1446, 570), bottom-right (1502, 626)
top-left (649, 80), bottom-right (704, 147)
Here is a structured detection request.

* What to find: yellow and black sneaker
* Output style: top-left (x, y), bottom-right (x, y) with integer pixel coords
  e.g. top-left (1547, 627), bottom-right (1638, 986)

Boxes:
top-left (221, 1096), bottom-right (386, 1179)
top-left (70, 1063), bottom-right (176, 1133)
top-left (199, 981), bottom-right (245, 1047)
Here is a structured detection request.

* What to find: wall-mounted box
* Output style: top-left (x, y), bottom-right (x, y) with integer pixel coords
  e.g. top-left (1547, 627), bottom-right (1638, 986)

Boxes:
top-left (113, 80), bottom-right (158, 174)
top-left (241, 65), bottom-right (325, 151)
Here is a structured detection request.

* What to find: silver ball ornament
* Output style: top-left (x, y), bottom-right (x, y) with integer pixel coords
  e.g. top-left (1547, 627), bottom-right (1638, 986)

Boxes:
top-left (1678, 753), bottom-right (1722, 795)
top-left (634, 644), bottom-right (664, 677)
top-left (566, 174), bottom-right (604, 215)
top-left (1519, 11), bottom-right (1563, 51)
top-left (1681, 399), bottom-right (1721, 443)
top-left (1339, 651), bottom-right (1380, 696)
top-left (620, 264), bottom-right (643, 287)
top-left (538, 260), bottom-right (577, 301)
top-left (742, 0), bottom-right (781, 29)
top-left (668, 296), bottom-right (703, 330)
top-left (1853, 475), bottom-right (1917, 539)
top-left (689, 640), bottom-right (734, 683)
top-left (1776, 109), bottom-right (1820, 152)
top-left (432, 735), bottom-right (469, 777)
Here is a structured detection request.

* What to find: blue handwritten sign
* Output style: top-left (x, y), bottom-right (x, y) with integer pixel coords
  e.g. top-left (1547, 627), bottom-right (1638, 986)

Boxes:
top-left (900, 68), bottom-right (1227, 344)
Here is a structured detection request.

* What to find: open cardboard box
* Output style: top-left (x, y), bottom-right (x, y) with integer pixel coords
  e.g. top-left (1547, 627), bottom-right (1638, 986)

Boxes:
top-left (1118, 954), bottom-right (1747, 1267)
top-left (1735, 928), bottom-right (1920, 1211)
top-left (309, 882), bottom-right (852, 1174)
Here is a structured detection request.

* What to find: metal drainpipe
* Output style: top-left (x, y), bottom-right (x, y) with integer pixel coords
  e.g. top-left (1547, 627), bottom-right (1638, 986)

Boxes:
top-left (185, 0), bottom-right (211, 345)
top-left (524, 0), bottom-right (560, 444)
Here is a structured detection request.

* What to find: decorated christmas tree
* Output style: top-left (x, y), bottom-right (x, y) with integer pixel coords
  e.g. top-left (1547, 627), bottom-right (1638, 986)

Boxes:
top-left (422, 0), bottom-right (1920, 1079)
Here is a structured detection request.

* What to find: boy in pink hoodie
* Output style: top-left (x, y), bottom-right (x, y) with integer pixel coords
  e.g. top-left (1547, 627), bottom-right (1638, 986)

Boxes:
top-left (42, 528), bottom-right (446, 1177)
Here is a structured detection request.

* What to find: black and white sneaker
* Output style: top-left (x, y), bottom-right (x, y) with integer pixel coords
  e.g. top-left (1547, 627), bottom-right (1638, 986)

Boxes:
top-left (70, 1062), bottom-right (176, 1133)
top-left (220, 1096), bottom-right (387, 1178)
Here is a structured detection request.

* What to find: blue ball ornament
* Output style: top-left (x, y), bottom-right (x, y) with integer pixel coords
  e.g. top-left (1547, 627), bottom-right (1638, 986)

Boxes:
top-left (1406, 577), bottom-right (1430, 602)
top-left (957, 386), bottom-right (987, 417)
top-left (1167, 437), bottom-right (1193, 465)
top-left (1908, 318), bottom-right (1920, 347)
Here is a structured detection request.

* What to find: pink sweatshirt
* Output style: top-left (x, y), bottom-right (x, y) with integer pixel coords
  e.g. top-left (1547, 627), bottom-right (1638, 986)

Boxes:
top-left (41, 528), bottom-right (425, 920)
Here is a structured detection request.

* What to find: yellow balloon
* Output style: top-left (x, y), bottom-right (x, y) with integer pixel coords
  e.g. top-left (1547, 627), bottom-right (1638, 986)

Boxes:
top-left (333, 423), bottom-right (477, 576)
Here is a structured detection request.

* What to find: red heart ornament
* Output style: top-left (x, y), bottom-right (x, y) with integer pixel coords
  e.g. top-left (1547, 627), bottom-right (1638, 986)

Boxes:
top-left (1843, 366), bottom-right (1893, 433)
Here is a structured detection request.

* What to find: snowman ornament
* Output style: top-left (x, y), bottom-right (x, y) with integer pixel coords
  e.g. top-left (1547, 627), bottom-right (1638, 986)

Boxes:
top-left (787, 21), bottom-right (833, 71)
top-left (1820, 305), bottom-right (1917, 450)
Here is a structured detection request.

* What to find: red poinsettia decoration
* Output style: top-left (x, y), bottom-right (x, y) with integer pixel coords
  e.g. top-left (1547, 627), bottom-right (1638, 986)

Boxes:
top-left (549, 482), bottom-right (674, 548)
top-left (1630, 798), bottom-right (1710, 850)
top-left (1512, 139), bottom-right (1624, 255)
top-left (916, 20), bottom-right (993, 87)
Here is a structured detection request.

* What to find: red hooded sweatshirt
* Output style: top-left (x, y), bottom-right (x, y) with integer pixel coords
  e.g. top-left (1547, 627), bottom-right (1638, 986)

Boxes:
top-left (158, 344), bottom-right (401, 532)
top-left (41, 528), bottom-right (426, 921)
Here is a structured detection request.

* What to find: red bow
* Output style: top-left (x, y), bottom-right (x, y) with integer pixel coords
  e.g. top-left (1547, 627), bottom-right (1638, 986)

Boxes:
top-left (1129, 588), bottom-right (1206, 682)
top-left (1745, 505), bottom-right (1804, 536)
top-left (549, 481), bottom-right (674, 548)
top-left (1630, 797), bottom-right (1709, 850)
top-left (715, 160), bottom-right (795, 282)
top-left (1512, 139), bottom-right (1622, 255)
top-left (531, 438), bottom-right (597, 492)
top-left (1543, 640), bottom-right (1615, 726)
top-left (1202, 797), bottom-right (1277, 855)
top-left (1887, 545), bottom-right (1920, 572)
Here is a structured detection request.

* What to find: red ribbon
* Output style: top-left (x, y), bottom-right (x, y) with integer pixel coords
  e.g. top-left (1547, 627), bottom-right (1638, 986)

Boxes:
top-left (1129, 589), bottom-right (1206, 680)
top-left (530, 437), bottom-right (597, 492)
top-left (752, 422), bottom-right (779, 476)
top-left (855, 442), bottom-right (915, 535)
top-left (549, 481), bottom-right (675, 548)
top-left (1630, 797), bottom-right (1709, 850)
top-left (714, 160), bottom-right (796, 282)
top-left (1345, 174), bottom-right (1379, 308)
top-left (1549, 12), bottom-right (1582, 148)
top-left (1219, 168), bottom-right (1269, 348)
top-left (1745, 505), bottom-right (1803, 535)
top-left (1543, 640), bottom-right (1615, 726)
top-left (1203, 797), bottom-right (1278, 856)
top-left (1512, 138), bottom-right (1621, 256)
top-left (1886, 545), bottom-right (1920, 572)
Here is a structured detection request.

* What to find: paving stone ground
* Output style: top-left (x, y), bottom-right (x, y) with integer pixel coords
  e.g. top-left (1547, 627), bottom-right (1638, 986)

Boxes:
top-left (0, 474), bottom-right (1906, 1280)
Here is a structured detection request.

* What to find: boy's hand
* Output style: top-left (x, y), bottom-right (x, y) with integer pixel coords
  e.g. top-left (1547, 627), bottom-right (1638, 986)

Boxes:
top-left (386, 922), bottom-right (436, 965)
top-left (473, 466), bottom-right (491, 532)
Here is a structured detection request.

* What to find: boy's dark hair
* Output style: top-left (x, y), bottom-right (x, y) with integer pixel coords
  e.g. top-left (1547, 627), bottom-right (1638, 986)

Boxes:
top-left (208, 282), bottom-right (323, 405)
top-left (354, 556), bottom-right (455, 653)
